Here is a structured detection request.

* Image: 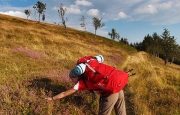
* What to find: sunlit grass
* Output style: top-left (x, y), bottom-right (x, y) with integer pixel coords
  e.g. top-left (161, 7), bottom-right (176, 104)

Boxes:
top-left (124, 52), bottom-right (180, 115)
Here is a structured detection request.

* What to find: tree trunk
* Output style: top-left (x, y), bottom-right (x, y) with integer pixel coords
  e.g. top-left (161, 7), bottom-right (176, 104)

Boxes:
top-left (164, 58), bottom-right (168, 65)
top-left (65, 26), bottom-right (69, 38)
top-left (171, 57), bottom-right (175, 64)
top-left (62, 21), bottom-right (69, 38)
top-left (95, 29), bottom-right (97, 39)
top-left (34, 11), bottom-right (36, 21)
top-left (39, 13), bottom-right (40, 22)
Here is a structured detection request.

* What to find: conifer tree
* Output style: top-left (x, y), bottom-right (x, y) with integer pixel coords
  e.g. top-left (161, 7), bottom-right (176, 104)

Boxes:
top-left (161, 28), bottom-right (176, 64)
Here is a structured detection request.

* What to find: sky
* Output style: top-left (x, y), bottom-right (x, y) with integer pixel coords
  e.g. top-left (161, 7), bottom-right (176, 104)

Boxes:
top-left (0, 0), bottom-right (180, 45)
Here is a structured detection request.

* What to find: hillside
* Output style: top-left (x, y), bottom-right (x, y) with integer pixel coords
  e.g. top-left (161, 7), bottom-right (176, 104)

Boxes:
top-left (0, 14), bottom-right (180, 115)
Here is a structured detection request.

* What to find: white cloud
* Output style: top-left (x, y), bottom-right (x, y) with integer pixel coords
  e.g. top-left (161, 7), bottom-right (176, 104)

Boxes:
top-left (75, 0), bottom-right (92, 6)
top-left (157, 1), bottom-right (172, 10)
top-left (87, 9), bottom-right (99, 17)
top-left (118, 12), bottom-right (127, 19)
top-left (129, 0), bottom-right (180, 24)
top-left (66, 5), bottom-right (81, 14)
top-left (134, 4), bottom-right (157, 15)
top-left (112, 12), bottom-right (128, 20)
top-left (52, 5), bottom-right (81, 14)
top-left (0, 11), bottom-right (26, 18)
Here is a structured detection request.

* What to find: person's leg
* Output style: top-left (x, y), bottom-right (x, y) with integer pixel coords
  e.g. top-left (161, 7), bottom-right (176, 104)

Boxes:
top-left (114, 90), bottom-right (126, 115)
top-left (98, 93), bottom-right (119, 115)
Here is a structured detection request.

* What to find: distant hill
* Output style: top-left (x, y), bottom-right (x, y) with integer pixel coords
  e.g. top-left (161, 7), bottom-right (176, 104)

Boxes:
top-left (0, 13), bottom-right (179, 115)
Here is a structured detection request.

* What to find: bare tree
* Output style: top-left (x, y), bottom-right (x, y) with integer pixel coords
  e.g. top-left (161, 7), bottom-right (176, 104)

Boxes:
top-left (80, 15), bottom-right (87, 31)
top-left (33, 5), bottom-right (37, 21)
top-left (58, 3), bottom-right (69, 38)
top-left (24, 9), bottom-right (31, 20)
top-left (92, 17), bottom-right (105, 38)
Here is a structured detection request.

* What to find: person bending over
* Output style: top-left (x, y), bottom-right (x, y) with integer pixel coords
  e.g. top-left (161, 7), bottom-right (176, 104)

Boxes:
top-left (46, 55), bottom-right (128, 115)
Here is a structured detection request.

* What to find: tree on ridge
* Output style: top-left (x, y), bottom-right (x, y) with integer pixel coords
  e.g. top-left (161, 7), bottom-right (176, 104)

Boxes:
top-left (92, 17), bottom-right (105, 39)
top-left (34, 1), bottom-right (46, 22)
top-left (108, 28), bottom-right (120, 41)
top-left (58, 3), bottom-right (69, 38)
top-left (24, 9), bottom-right (31, 20)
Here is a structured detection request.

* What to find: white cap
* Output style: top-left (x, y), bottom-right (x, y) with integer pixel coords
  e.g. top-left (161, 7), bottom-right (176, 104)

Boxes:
top-left (69, 63), bottom-right (86, 78)
top-left (94, 55), bottom-right (104, 63)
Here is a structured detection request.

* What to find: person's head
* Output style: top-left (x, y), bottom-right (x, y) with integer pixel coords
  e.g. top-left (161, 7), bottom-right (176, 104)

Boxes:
top-left (69, 63), bottom-right (86, 83)
top-left (69, 54), bottom-right (104, 83)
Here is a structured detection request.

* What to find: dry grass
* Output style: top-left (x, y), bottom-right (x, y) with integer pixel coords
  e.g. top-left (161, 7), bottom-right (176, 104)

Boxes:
top-left (124, 52), bottom-right (180, 115)
top-left (0, 14), bottom-right (179, 115)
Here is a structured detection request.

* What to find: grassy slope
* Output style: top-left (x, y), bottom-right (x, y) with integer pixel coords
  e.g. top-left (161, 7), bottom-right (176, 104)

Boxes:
top-left (0, 14), bottom-right (179, 115)
top-left (124, 52), bottom-right (180, 115)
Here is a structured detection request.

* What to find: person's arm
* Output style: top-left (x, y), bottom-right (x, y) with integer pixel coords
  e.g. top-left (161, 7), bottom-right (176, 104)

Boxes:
top-left (45, 88), bottom-right (76, 101)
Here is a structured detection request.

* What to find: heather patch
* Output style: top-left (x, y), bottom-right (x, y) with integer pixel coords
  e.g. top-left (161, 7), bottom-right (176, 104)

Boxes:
top-left (12, 47), bottom-right (44, 59)
top-left (59, 68), bottom-right (71, 82)
top-left (37, 68), bottom-right (71, 82)
top-left (0, 85), bottom-right (14, 104)
top-left (106, 53), bottom-right (122, 65)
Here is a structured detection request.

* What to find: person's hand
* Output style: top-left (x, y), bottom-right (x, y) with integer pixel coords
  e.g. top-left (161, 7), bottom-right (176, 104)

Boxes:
top-left (45, 97), bottom-right (53, 101)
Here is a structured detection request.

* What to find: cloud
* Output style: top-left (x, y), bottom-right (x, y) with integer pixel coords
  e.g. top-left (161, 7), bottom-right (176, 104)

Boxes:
top-left (157, 1), bottom-right (172, 10)
top-left (52, 5), bottom-right (81, 14)
top-left (87, 9), bottom-right (99, 17)
top-left (75, 0), bottom-right (92, 6)
top-left (112, 12), bottom-right (128, 20)
top-left (118, 12), bottom-right (127, 19)
top-left (130, 0), bottom-right (180, 24)
top-left (0, 10), bottom-right (26, 18)
top-left (134, 5), bottom-right (157, 15)
top-left (66, 5), bottom-right (81, 14)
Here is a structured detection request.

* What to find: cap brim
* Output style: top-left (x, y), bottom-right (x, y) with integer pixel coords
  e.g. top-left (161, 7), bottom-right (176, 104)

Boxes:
top-left (69, 70), bottom-right (77, 78)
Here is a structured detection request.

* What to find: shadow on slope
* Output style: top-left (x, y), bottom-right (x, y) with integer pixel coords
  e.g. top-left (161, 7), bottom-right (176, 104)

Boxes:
top-left (124, 85), bottom-right (135, 115)
top-left (27, 76), bottom-right (98, 114)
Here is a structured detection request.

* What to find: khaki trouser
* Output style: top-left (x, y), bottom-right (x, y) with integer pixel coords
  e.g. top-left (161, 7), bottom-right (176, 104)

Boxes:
top-left (99, 90), bottom-right (126, 115)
